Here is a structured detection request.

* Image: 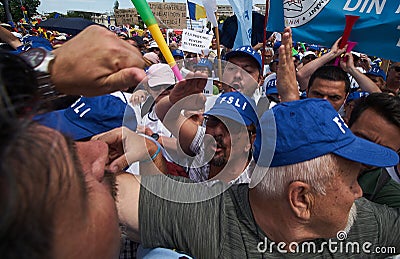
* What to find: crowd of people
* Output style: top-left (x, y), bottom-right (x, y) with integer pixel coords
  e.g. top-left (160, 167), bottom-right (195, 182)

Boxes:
top-left (0, 21), bottom-right (400, 258)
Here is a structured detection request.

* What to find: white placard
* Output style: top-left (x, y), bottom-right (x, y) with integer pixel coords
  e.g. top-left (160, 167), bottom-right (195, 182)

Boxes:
top-left (203, 78), bottom-right (214, 95)
top-left (181, 29), bottom-right (213, 54)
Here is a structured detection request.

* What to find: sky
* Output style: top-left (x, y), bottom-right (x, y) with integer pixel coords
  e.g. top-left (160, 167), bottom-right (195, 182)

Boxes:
top-left (37, 0), bottom-right (266, 15)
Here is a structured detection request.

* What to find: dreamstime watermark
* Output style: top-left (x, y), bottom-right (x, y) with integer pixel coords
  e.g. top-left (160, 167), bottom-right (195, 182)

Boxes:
top-left (257, 231), bottom-right (397, 255)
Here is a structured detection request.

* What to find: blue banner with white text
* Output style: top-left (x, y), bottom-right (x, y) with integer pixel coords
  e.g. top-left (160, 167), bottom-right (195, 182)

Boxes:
top-left (267, 0), bottom-right (400, 61)
top-left (227, 0), bottom-right (253, 49)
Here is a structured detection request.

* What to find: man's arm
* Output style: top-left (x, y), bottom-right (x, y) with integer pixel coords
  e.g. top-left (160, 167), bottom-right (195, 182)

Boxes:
top-left (139, 137), bottom-right (167, 175)
top-left (155, 96), bottom-right (199, 155)
top-left (92, 127), bottom-right (166, 173)
top-left (340, 53), bottom-right (381, 93)
top-left (0, 26), bottom-right (22, 50)
top-left (155, 72), bottom-right (207, 155)
top-left (296, 37), bottom-right (347, 91)
top-left (276, 27), bottom-right (300, 102)
top-left (126, 175), bottom-right (225, 258)
top-left (116, 173), bottom-right (141, 242)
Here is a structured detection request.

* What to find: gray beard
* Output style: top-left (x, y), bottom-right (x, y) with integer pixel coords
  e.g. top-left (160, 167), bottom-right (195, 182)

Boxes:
top-left (343, 203), bottom-right (357, 234)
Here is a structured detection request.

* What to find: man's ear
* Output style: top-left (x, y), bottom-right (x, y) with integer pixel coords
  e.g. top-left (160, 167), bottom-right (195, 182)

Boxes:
top-left (250, 132), bottom-right (256, 144)
top-left (287, 181), bottom-right (314, 220)
top-left (246, 132), bottom-right (256, 153)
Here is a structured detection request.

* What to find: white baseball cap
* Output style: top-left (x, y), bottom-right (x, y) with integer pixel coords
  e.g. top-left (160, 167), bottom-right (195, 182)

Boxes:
top-left (146, 64), bottom-right (175, 88)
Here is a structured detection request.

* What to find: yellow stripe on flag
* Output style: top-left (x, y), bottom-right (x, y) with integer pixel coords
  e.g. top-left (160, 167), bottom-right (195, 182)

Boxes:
top-left (195, 5), bottom-right (206, 20)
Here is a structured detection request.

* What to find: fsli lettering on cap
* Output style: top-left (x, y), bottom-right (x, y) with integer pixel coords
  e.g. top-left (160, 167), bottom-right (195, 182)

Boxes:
top-left (219, 95), bottom-right (248, 111)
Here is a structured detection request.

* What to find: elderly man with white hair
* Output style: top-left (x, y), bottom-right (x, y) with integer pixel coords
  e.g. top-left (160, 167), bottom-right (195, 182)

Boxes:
top-left (115, 97), bottom-right (399, 258)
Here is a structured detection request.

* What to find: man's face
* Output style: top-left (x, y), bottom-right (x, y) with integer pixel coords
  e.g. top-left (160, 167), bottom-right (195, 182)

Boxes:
top-left (211, 38), bottom-right (217, 49)
top-left (204, 116), bottom-right (250, 167)
top-left (269, 61), bottom-right (278, 73)
top-left (302, 54), bottom-right (316, 65)
top-left (174, 56), bottom-right (184, 69)
top-left (151, 48), bottom-right (161, 56)
top-left (311, 157), bottom-right (363, 237)
top-left (195, 66), bottom-right (210, 77)
top-left (222, 56), bottom-right (261, 97)
top-left (386, 62), bottom-right (400, 91)
top-left (307, 78), bottom-right (348, 111)
top-left (264, 51), bottom-right (273, 64)
top-left (350, 108), bottom-right (400, 154)
top-left (46, 127), bottom-right (120, 258)
top-left (366, 74), bottom-right (386, 89)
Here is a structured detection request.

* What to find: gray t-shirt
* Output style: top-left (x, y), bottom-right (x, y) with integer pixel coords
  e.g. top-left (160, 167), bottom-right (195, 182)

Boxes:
top-left (139, 175), bottom-right (400, 258)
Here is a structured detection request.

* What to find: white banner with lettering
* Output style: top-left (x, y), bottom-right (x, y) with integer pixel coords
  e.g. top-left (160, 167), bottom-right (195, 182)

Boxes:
top-left (181, 29), bottom-right (213, 54)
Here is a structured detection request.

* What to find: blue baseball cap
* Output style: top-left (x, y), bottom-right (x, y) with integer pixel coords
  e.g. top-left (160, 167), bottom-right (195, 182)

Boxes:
top-left (273, 41), bottom-right (281, 50)
top-left (264, 74), bottom-right (278, 95)
top-left (195, 58), bottom-right (213, 71)
top-left (266, 86), bottom-right (278, 95)
top-left (205, 92), bottom-right (258, 126)
top-left (346, 91), bottom-right (369, 103)
top-left (225, 45), bottom-right (262, 71)
top-left (254, 99), bottom-right (398, 167)
top-left (137, 247), bottom-right (194, 259)
top-left (12, 36), bottom-right (53, 54)
top-left (366, 66), bottom-right (386, 81)
top-left (171, 49), bottom-right (184, 58)
top-left (308, 44), bottom-right (320, 51)
top-left (34, 94), bottom-right (137, 140)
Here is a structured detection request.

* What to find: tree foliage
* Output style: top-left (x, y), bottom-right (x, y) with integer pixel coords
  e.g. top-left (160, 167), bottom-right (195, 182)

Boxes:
top-left (0, 0), bottom-right (40, 22)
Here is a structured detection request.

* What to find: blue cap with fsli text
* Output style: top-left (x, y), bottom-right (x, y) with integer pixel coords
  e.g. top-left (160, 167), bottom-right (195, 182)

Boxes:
top-left (346, 91), bottom-right (369, 103)
top-left (34, 94), bottom-right (137, 140)
top-left (205, 91), bottom-right (258, 127)
top-left (195, 58), bottom-right (213, 72)
top-left (172, 49), bottom-right (184, 58)
top-left (225, 45), bottom-right (262, 71)
top-left (366, 66), bottom-right (386, 81)
top-left (253, 99), bottom-right (398, 167)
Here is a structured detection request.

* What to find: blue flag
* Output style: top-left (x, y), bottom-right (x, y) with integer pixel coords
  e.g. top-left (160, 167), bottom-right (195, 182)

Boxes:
top-left (268, 0), bottom-right (400, 61)
top-left (227, 0), bottom-right (252, 49)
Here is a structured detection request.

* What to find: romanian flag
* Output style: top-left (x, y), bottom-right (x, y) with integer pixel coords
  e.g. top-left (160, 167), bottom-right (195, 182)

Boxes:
top-left (187, 0), bottom-right (207, 20)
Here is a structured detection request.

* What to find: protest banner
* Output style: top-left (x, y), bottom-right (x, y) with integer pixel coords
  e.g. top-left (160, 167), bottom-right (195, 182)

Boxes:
top-left (115, 3), bottom-right (186, 29)
top-left (114, 8), bottom-right (138, 25)
top-left (181, 29), bottom-right (213, 54)
top-left (267, 0), bottom-right (400, 61)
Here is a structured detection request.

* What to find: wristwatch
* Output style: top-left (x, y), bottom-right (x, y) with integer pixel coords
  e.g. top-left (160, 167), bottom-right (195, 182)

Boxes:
top-left (19, 48), bottom-right (64, 101)
top-left (19, 47), bottom-right (55, 73)
top-left (151, 133), bottom-right (160, 141)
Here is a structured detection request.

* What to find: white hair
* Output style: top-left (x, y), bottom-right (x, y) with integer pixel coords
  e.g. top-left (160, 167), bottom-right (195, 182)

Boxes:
top-left (343, 203), bottom-right (357, 234)
top-left (252, 153), bottom-right (340, 198)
